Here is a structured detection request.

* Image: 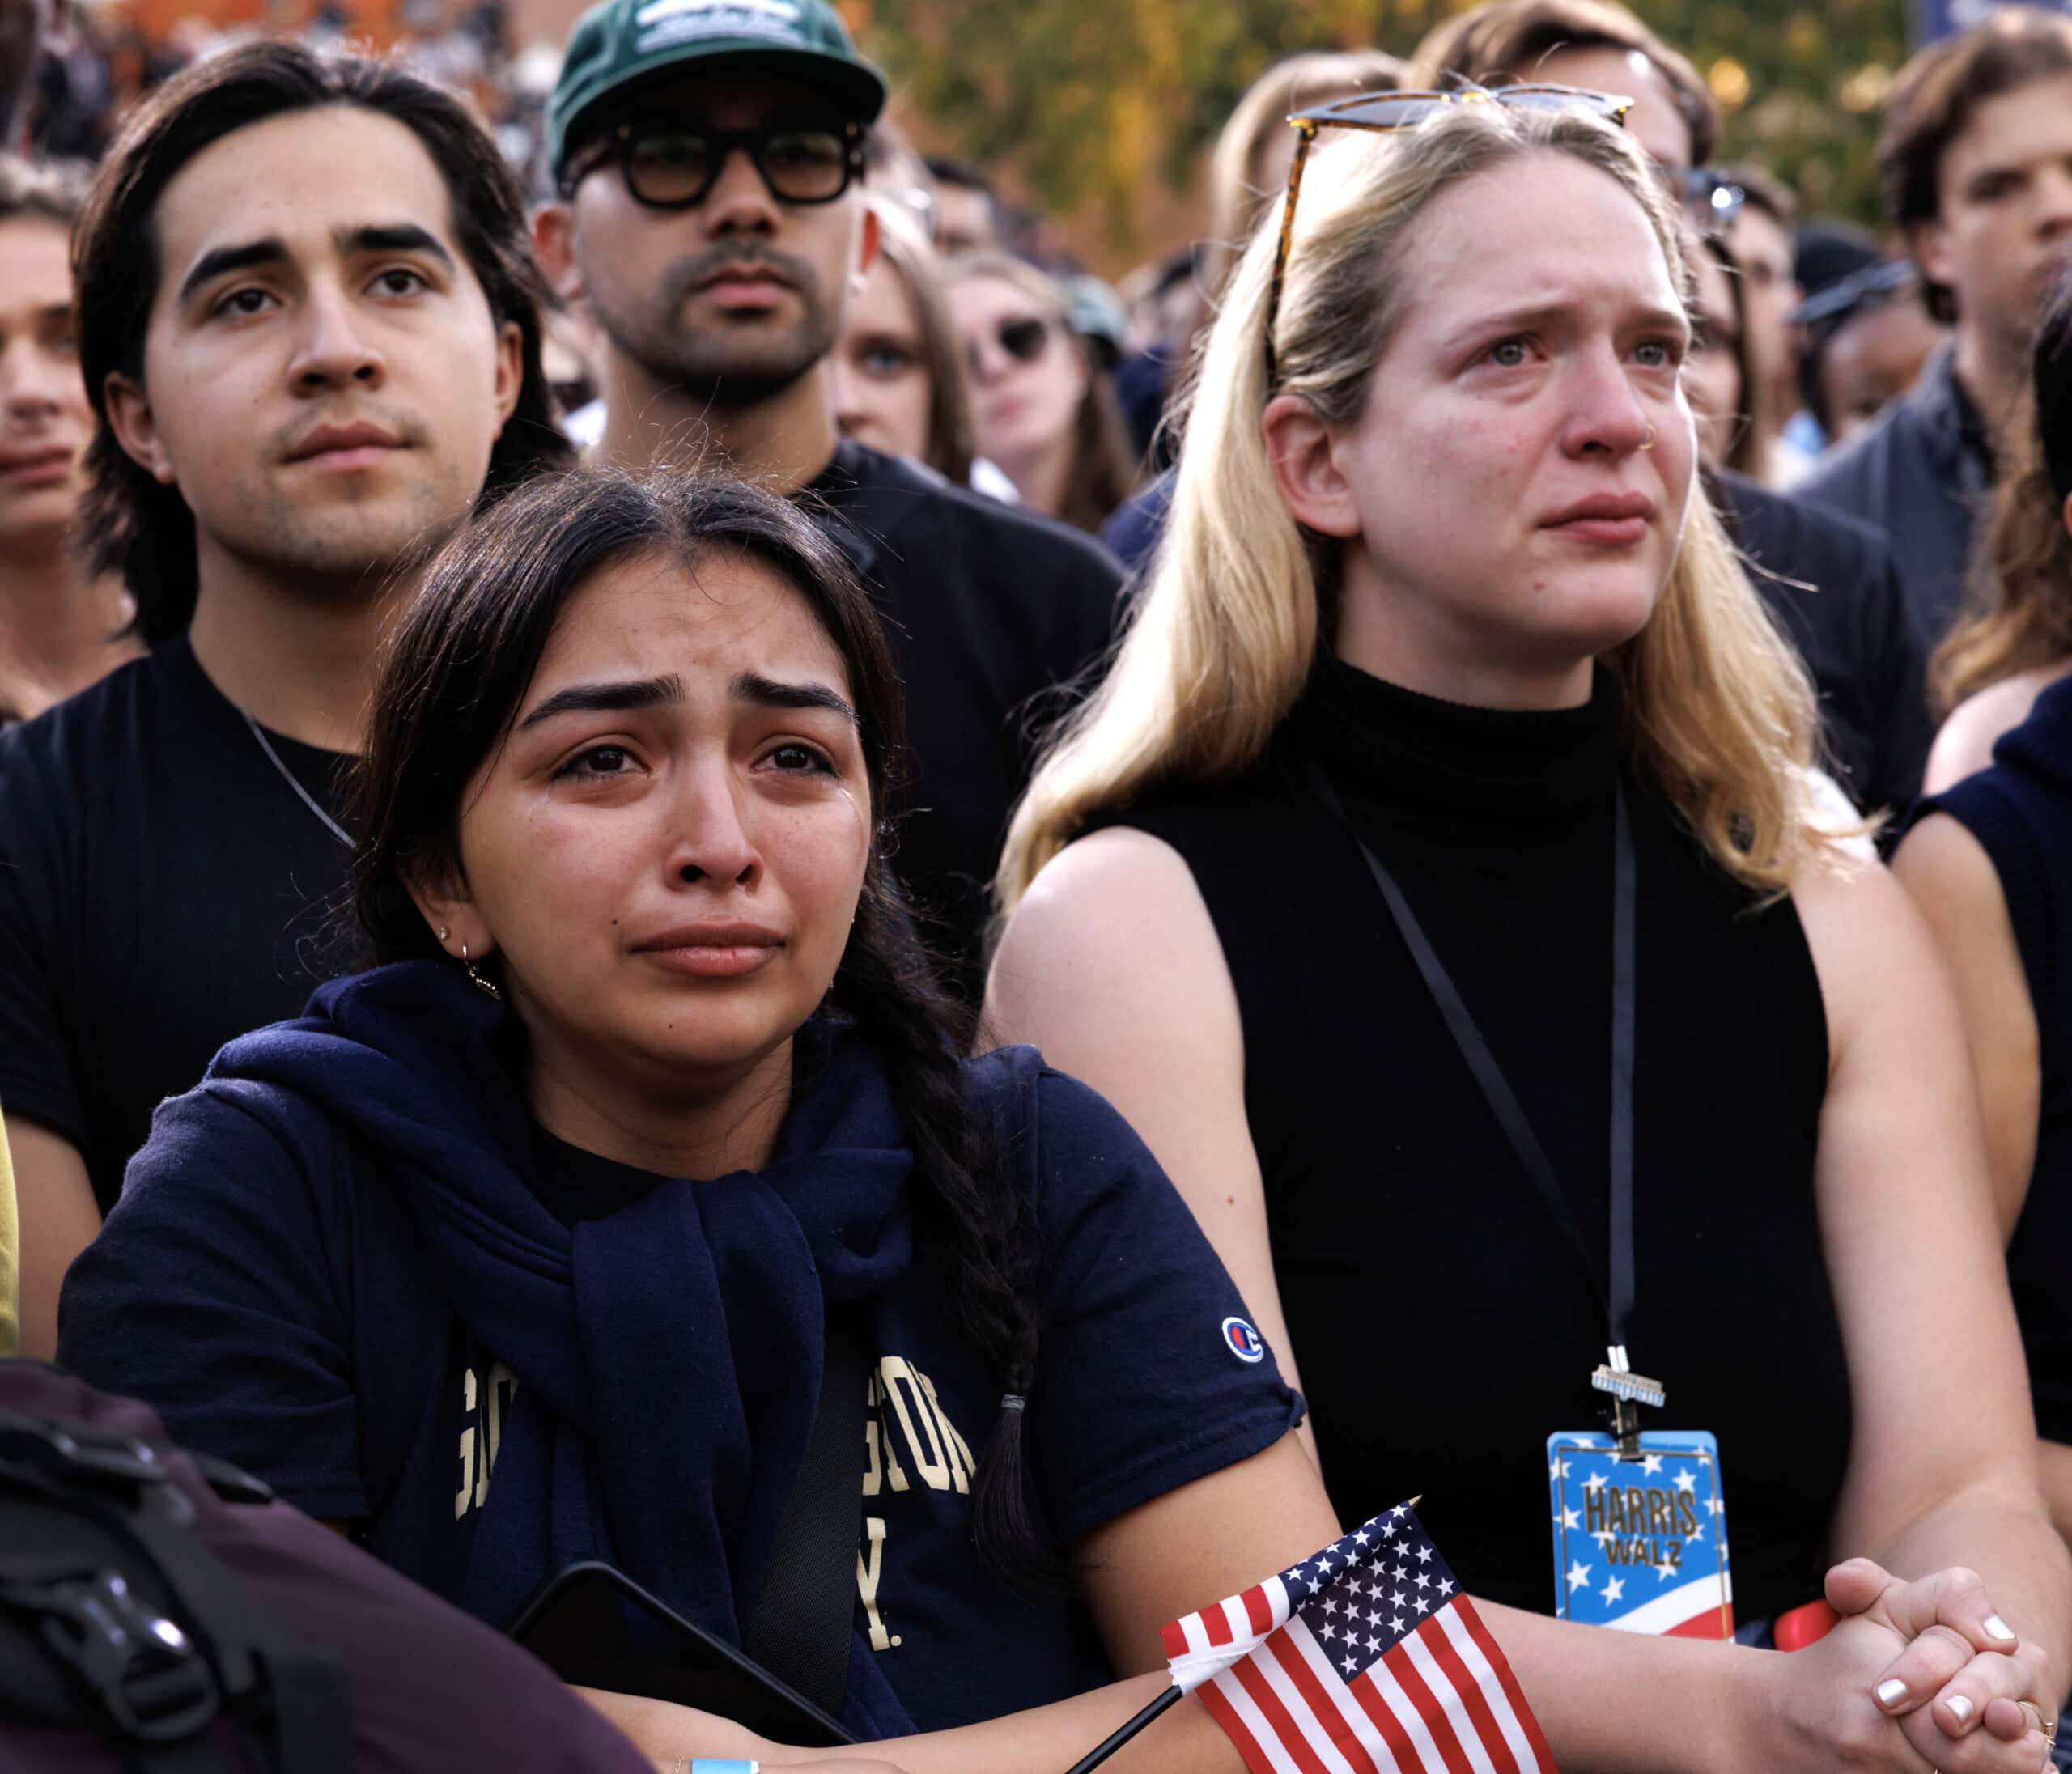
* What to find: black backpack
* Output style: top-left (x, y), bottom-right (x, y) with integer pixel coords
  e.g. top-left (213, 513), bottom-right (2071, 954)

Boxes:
top-left (0, 1364), bottom-right (652, 1774)
top-left (0, 1380), bottom-right (350, 1773)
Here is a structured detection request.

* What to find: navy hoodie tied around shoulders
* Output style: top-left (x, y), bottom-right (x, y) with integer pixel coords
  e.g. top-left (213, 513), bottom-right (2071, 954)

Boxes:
top-left (196, 960), bottom-right (925, 1734)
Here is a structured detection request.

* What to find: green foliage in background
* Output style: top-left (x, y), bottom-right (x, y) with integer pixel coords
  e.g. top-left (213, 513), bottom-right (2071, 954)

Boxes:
top-left (854, 0), bottom-right (1913, 259)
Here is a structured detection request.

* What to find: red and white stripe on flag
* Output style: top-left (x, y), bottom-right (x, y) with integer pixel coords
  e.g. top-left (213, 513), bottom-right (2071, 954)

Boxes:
top-left (1161, 1575), bottom-right (1293, 1663)
top-left (1196, 1597), bottom-right (1556, 1774)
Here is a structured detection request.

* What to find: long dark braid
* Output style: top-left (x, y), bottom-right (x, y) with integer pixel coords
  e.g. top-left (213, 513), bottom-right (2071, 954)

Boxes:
top-left (830, 864), bottom-right (1051, 1578)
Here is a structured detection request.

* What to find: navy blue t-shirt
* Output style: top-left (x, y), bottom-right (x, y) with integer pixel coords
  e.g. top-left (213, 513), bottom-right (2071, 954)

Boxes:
top-left (60, 979), bottom-right (1301, 1734)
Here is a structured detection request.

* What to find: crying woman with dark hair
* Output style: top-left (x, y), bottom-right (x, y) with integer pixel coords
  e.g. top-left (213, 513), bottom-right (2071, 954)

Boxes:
top-left (57, 465), bottom-right (1339, 1771)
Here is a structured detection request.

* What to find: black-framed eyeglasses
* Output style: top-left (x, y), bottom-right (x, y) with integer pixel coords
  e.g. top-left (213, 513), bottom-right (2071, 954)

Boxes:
top-left (560, 120), bottom-right (865, 209)
top-left (1264, 84), bottom-right (1634, 381)
top-left (1683, 167), bottom-right (1747, 237)
top-left (966, 314), bottom-right (1053, 373)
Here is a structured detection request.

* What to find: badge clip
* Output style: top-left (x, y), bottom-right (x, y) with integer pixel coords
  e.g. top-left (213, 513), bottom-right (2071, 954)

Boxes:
top-left (1590, 1344), bottom-right (1665, 1457)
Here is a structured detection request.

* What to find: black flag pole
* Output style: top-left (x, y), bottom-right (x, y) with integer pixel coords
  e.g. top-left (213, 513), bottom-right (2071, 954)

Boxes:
top-left (1060, 1683), bottom-right (1184, 1774)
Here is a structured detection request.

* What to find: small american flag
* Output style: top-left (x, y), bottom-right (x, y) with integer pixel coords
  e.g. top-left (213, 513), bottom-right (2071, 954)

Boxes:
top-left (1160, 1503), bottom-right (1556, 1774)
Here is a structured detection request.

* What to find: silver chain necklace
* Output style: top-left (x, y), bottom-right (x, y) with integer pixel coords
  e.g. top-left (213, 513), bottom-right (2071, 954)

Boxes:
top-left (240, 708), bottom-right (353, 848)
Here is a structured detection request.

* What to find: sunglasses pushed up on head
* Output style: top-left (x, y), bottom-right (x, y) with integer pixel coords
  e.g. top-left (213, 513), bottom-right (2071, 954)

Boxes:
top-left (1263, 83), bottom-right (1634, 380)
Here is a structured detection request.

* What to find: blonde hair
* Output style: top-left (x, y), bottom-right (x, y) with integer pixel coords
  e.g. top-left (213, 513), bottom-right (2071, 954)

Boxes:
top-left (997, 103), bottom-right (1824, 910)
top-left (1205, 49), bottom-right (1409, 299)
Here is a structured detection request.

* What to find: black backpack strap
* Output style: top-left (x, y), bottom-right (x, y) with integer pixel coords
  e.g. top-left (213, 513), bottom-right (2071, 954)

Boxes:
top-left (0, 1410), bottom-right (351, 1774)
top-left (740, 1306), bottom-right (870, 1719)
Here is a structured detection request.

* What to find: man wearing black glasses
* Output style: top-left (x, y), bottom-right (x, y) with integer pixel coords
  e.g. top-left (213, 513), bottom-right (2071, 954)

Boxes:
top-left (535, 0), bottom-right (1123, 995)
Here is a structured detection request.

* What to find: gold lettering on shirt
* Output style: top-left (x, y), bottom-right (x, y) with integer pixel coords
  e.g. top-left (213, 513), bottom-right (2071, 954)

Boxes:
top-left (456, 1368), bottom-right (478, 1519)
top-left (865, 1372), bottom-right (911, 1493)
top-left (916, 1370), bottom-right (976, 1495)
top-left (879, 1357), bottom-right (953, 1492)
top-left (857, 1515), bottom-right (894, 1651)
top-left (853, 1356), bottom-right (979, 1653)
top-left (455, 1360), bottom-right (519, 1521)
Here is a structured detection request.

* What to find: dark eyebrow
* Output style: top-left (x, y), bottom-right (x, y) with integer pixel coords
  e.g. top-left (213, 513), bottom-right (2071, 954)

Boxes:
top-left (176, 225), bottom-right (456, 309)
top-left (516, 673), bottom-right (684, 730)
top-left (177, 238), bottom-right (287, 306)
top-left (732, 672), bottom-right (857, 724)
top-left (338, 223), bottom-right (456, 270)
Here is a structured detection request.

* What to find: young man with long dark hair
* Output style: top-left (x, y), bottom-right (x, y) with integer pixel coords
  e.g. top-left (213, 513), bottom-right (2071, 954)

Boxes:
top-left (0, 40), bottom-right (572, 1356)
top-left (532, 0), bottom-right (1123, 992)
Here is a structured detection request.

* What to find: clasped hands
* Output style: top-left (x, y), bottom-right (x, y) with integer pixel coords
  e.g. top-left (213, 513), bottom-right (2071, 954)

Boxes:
top-left (1780, 1559), bottom-right (2059, 1774)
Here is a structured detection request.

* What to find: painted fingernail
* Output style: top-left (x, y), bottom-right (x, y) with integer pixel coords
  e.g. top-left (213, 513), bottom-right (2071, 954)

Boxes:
top-left (1987, 1615), bottom-right (2018, 1641)
top-left (1948, 1696), bottom-right (1975, 1725)
top-left (1877, 1679), bottom-right (1909, 1708)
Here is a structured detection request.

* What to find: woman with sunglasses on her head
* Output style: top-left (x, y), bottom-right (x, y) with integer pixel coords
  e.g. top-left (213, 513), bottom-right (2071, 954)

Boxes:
top-left (987, 86), bottom-right (2070, 1772)
top-left (946, 254), bottom-right (1138, 535)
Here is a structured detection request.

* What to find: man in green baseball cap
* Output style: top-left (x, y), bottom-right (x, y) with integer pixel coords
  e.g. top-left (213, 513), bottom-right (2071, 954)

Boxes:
top-left (533, 0), bottom-right (1123, 996)
top-left (545, 0), bottom-right (888, 185)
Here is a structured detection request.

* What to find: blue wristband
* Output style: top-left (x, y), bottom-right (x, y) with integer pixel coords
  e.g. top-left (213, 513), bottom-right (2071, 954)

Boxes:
top-left (688, 1763), bottom-right (759, 1774)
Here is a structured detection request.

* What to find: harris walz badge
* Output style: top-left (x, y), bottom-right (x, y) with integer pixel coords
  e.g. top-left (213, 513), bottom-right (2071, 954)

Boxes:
top-left (1548, 1432), bottom-right (1732, 1639)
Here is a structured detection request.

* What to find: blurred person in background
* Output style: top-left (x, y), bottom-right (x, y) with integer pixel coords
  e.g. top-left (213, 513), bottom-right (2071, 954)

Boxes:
top-left (0, 155), bottom-right (137, 724)
top-left (923, 151), bottom-right (1000, 255)
top-left (1409, 0), bottom-right (1717, 171)
top-left (1921, 267), bottom-right (2072, 794)
top-left (1795, 261), bottom-right (1950, 455)
top-left (946, 252), bottom-right (1136, 535)
top-left (0, 0), bottom-right (43, 150)
top-left (1112, 240), bottom-right (1204, 465)
top-left (1800, 7), bottom-right (2072, 643)
top-left (1714, 161), bottom-right (1811, 482)
top-left (1894, 270), bottom-right (2072, 1549)
top-left (1689, 223), bottom-right (1936, 812)
top-left (1687, 228), bottom-right (1760, 476)
top-left (834, 190), bottom-right (1017, 499)
top-left (862, 112), bottom-right (937, 233)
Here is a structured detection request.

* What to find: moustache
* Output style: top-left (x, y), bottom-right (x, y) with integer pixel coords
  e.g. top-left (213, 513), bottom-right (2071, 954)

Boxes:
top-left (664, 243), bottom-right (817, 304)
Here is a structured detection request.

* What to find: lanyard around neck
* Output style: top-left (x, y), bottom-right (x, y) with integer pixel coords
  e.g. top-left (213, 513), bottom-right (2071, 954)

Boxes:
top-left (1300, 749), bottom-right (1637, 1352)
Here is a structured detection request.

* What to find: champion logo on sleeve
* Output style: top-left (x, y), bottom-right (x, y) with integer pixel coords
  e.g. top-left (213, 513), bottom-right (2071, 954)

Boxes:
top-left (1221, 1317), bottom-right (1266, 1364)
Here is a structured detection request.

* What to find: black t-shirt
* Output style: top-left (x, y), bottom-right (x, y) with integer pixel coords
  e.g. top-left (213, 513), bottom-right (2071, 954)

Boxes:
top-left (803, 442), bottom-right (1123, 995)
top-left (0, 635), bottom-right (352, 1209)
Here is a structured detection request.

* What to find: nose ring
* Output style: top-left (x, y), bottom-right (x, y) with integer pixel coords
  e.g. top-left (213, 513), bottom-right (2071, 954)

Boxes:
top-left (1641, 423), bottom-right (1657, 452)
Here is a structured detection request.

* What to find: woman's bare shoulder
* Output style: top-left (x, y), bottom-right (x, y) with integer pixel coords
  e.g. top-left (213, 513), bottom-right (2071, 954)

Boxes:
top-left (1924, 667), bottom-right (2071, 795)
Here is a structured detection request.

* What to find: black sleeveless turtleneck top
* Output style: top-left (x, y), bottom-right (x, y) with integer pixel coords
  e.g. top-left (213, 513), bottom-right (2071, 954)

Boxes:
top-left (1105, 659), bottom-right (1852, 1621)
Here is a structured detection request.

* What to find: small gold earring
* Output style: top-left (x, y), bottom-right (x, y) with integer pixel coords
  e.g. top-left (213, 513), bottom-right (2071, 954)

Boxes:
top-left (458, 940), bottom-right (503, 1003)
top-left (438, 925), bottom-right (450, 944)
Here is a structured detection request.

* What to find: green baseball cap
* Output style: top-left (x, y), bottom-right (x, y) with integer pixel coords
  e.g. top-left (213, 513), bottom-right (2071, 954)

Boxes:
top-left (548, 0), bottom-right (889, 180)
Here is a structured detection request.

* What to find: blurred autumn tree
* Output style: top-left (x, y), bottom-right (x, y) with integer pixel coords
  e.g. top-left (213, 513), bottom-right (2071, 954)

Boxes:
top-left (851, 0), bottom-right (1912, 267)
